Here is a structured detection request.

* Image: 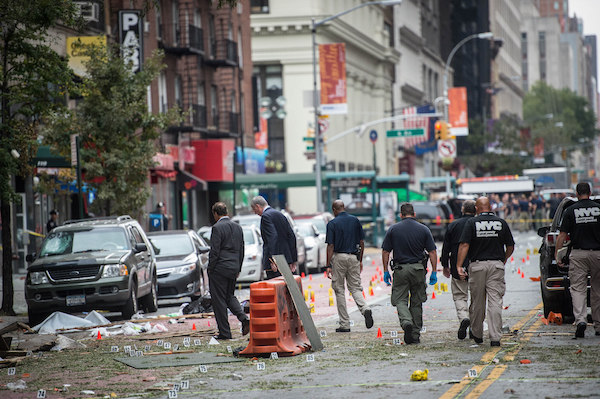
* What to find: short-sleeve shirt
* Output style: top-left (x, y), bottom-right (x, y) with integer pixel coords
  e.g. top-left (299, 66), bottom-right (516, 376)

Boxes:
top-left (382, 218), bottom-right (436, 264)
top-left (326, 212), bottom-right (365, 253)
top-left (559, 199), bottom-right (600, 250)
top-left (519, 200), bottom-right (529, 212)
top-left (459, 212), bottom-right (514, 262)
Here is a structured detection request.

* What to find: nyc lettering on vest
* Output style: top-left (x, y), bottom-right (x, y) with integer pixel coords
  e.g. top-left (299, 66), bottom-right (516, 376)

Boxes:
top-left (475, 220), bottom-right (502, 238)
top-left (574, 207), bottom-right (600, 224)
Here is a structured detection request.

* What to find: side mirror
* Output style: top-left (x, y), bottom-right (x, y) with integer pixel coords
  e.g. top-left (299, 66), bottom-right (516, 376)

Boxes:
top-left (26, 253), bottom-right (36, 263)
top-left (198, 246), bottom-right (210, 254)
top-left (134, 243), bottom-right (148, 253)
top-left (537, 226), bottom-right (550, 238)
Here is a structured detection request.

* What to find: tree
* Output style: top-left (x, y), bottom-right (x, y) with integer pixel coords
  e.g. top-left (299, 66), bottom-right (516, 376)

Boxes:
top-left (44, 43), bottom-right (180, 217)
top-left (0, 0), bottom-right (81, 316)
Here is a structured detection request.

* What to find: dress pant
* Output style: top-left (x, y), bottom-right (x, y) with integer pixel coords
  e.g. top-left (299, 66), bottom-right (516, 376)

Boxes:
top-left (569, 249), bottom-right (600, 330)
top-left (468, 260), bottom-right (505, 341)
top-left (451, 277), bottom-right (469, 321)
top-left (208, 270), bottom-right (247, 339)
top-left (390, 263), bottom-right (427, 341)
top-left (331, 253), bottom-right (370, 329)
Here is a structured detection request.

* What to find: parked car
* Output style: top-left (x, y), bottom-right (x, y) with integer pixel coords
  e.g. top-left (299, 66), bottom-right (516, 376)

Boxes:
top-left (412, 201), bottom-right (447, 240)
top-left (197, 225), bottom-right (212, 245)
top-left (537, 196), bottom-right (595, 321)
top-left (295, 220), bottom-right (326, 274)
top-left (231, 214), bottom-right (261, 228)
top-left (237, 225), bottom-right (265, 283)
top-left (147, 230), bottom-right (210, 301)
top-left (25, 216), bottom-right (158, 325)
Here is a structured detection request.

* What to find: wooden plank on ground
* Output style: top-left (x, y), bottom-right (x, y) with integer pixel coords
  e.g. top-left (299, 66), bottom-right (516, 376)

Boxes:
top-left (273, 254), bottom-right (323, 352)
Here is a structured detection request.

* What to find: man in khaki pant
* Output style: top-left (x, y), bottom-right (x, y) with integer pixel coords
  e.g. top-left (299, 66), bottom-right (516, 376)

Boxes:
top-left (325, 200), bottom-right (373, 332)
top-left (556, 182), bottom-right (600, 338)
top-left (456, 197), bottom-right (514, 347)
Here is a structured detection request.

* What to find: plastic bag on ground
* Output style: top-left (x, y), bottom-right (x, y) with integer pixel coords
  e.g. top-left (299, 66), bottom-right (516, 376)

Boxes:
top-left (83, 310), bottom-right (111, 326)
top-left (34, 312), bottom-right (96, 334)
top-left (51, 335), bottom-right (87, 351)
top-left (7, 380), bottom-right (27, 390)
top-left (89, 327), bottom-right (110, 338)
top-left (182, 294), bottom-right (213, 314)
top-left (149, 323), bottom-right (168, 333)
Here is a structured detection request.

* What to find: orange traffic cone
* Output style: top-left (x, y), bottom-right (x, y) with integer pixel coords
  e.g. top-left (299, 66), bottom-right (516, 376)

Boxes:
top-left (97, 330), bottom-right (102, 340)
top-left (324, 271), bottom-right (327, 278)
top-left (521, 271), bottom-right (525, 278)
top-left (377, 327), bottom-right (383, 338)
top-left (431, 291), bottom-right (436, 299)
top-left (192, 323), bottom-right (196, 331)
top-left (526, 254), bottom-right (530, 261)
top-left (310, 290), bottom-right (315, 302)
top-left (369, 286), bottom-right (374, 296)
top-left (301, 272), bottom-right (305, 278)
top-left (309, 274), bottom-right (313, 281)
top-left (208, 320), bottom-right (211, 327)
top-left (362, 291), bottom-right (366, 299)
top-left (518, 268), bottom-right (521, 274)
top-left (372, 259), bottom-right (375, 265)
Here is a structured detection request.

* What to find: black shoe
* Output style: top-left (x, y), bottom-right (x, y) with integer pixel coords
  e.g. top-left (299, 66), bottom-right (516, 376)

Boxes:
top-left (364, 309), bottom-right (374, 329)
top-left (458, 318), bottom-right (470, 340)
top-left (336, 327), bottom-right (351, 333)
top-left (403, 324), bottom-right (414, 344)
top-left (575, 322), bottom-right (587, 338)
top-left (490, 341), bottom-right (500, 347)
top-left (472, 336), bottom-right (483, 344)
top-left (242, 319), bottom-right (250, 336)
top-left (595, 331), bottom-right (600, 336)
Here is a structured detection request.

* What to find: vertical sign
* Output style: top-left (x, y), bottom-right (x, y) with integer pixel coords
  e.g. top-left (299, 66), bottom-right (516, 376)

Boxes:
top-left (319, 43), bottom-right (347, 115)
top-left (254, 109), bottom-right (269, 150)
top-left (448, 87), bottom-right (468, 136)
top-left (119, 10), bottom-right (143, 73)
top-left (533, 137), bottom-right (545, 164)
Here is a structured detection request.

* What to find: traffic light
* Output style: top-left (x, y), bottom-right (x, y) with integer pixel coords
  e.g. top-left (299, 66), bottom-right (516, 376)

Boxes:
top-left (434, 120), bottom-right (452, 140)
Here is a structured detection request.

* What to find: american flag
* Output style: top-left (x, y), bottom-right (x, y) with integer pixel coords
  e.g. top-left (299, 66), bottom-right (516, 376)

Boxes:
top-left (400, 105), bottom-right (432, 148)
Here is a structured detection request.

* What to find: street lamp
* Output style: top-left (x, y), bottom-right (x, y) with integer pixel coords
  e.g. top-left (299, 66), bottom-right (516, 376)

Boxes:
top-left (443, 32), bottom-right (494, 121)
top-left (311, 0), bottom-right (402, 212)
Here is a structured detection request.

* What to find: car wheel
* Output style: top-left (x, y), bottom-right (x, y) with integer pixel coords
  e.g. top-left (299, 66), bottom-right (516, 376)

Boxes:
top-left (28, 309), bottom-right (47, 327)
top-left (141, 275), bottom-right (158, 313)
top-left (122, 282), bottom-right (138, 320)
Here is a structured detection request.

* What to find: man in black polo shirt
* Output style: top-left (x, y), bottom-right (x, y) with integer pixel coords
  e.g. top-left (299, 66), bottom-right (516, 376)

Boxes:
top-left (456, 197), bottom-right (514, 347)
top-left (382, 203), bottom-right (437, 344)
top-left (556, 182), bottom-right (600, 338)
top-left (325, 200), bottom-right (373, 332)
top-left (441, 199), bottom-right (476, 340)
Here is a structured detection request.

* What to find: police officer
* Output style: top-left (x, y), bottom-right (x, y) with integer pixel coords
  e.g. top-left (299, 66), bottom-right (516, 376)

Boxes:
top-left (456, 197), bottom-right (514, 347)
top-left (556, 182), bottom-right (600, 338)
top-left (382, 203), bottom-right (437, 344)
top-left (441, 199), bottom-right (476, 339)
top-left (325, 200), bottom-right (373, 332)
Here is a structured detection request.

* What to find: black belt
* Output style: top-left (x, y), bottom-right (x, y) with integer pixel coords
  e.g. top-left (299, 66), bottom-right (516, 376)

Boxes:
top-left (471, 259), bottom-right (504, 262)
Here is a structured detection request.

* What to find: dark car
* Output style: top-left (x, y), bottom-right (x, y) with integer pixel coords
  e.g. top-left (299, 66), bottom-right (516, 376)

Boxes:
top-left (25, 216), bottom-right (158, 325)
top-left (412, 201), bottom-right (447, 240)
top-left (148, 230), bottom-right (210, 300)
top-left (537, 196), bottom-right (595, 321)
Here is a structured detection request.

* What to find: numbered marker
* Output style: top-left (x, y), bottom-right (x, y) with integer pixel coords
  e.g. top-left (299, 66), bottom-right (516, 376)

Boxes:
top-left (227, 345), bottom-right (233, 353)
top-left (199, 365), bottom-right (208, 373)
top-left (129, 351), bottom-right (136, 357)
top-left (183, 338), bottom-right (191, 347)
top-left (181, 380), bottom-right (189, 390)
top-left (37, 389), bottom-right (47, 399)
top-left (349, 320), bottom-right (355, 327)
top-left (306, 354), bottom-right (315, 362)
top-left (168, 389), bottom-right (178, 398)
top-left (319, 330), bottom-right (327, 337)
top-left (257, 362), bottom-right (266, 371)
top-left (420, 327), bottom-right (427, 333)
top-left (173, 383), bottom-right (180, 391)
top-left (390, 331), bottom-right (398, 338)
top-left (164, 342), bottom-right (172, 350)
top-left (194, 339), bottom-right (201, 346)
top-left (144, 345), bottom-right (151, 352)
top-left (468, 369), bottom-right (478, 378)
top-left (123, 345), bottom-right (131, 353)
top-left (157, 340), bottom-right (164, 346)
top-left (7, 367), bottom-right (16, 375)
top-left (26, 351), bottom-right (33, 357)
top-left (173, 344), bottom-right (179, 351)
top-left (270, 352), bottom-right (279, 360)
top-left (110, 346), bottom-right (119, 353)
top-left (136, 351), bottom-right (143, 357)
top-left (393, 338), bottom-right (402, 345)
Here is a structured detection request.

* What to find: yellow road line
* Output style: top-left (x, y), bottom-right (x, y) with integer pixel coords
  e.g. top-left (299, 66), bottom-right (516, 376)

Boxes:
top-left (439, 302), bottom-right (543, 399)
top-left (464, 365), bottom-right (507, 399)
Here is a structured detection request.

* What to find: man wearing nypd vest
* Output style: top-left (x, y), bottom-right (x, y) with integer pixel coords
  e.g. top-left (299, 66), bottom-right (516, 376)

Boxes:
top-left (456, 197), bottom-right (514, 347)
top-left (556, 182), bottom-right (600, 338)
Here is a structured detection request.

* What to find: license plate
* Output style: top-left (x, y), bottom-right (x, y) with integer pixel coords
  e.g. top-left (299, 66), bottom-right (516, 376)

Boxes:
top-left (66, 294), bottom-right (86, 306)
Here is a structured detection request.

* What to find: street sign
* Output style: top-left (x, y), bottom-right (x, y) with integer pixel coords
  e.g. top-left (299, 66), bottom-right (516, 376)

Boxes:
top-left (438, 139), bottom-right (457, 159)
top-left (369, 130), bottom-right (378, 143)
top-left (304, 152), bottom-right (316, 160)
top-left (386, 128), bottom-right (425, 137)
top-left (318, 118), bottom-right (329, 133)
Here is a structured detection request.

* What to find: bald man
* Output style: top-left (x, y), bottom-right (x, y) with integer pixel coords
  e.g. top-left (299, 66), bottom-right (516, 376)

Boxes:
top-left (456, 197), bottom-right (514, 347)
top-left (325, 200), bottom-right (373, 332)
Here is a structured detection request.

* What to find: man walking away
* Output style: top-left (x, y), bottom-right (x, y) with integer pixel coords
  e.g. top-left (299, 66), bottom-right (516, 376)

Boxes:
top-left (251, 196), bottom-right (297, 279)
top-left (456, 197), bottom-right (514, 347)
top-left (441, 200), bottom-right (476, 339)
top-left (208, 202), bottom-right (250, 340)
top-left (382, 203), bottom-right (437, 344)
top-left (556, 182), bottom-right (600, 338)
top-left (325, 200), bottom-right (373, 332)
top-left (46, 210), bottom-right (59, 233)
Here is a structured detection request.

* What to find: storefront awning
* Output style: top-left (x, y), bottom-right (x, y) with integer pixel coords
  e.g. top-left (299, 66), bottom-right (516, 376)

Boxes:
top-left (32, 146), bottom-right (70, 168)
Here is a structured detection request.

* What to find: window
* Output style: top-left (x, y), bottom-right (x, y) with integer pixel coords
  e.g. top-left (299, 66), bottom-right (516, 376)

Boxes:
top-left (156, 5), bottom-right (162, 40)
top-left (174, 75), bottom-right (182, 108)
top-left (250, 0), bottom-right (269, 14)
top-left (231, 91), bottom-right (237, 113)
top-left (384, 22), bottom-right (393, 47)
top-left (211, 85), bottom-right (218, 125)
top-left (172, 1), bottom-right (180, 46)
top-left (208, 14), bottom-right (215, 57)
top-left (194, 9), bottom-right (202, 27)
top-left (554, 1), bottom-right (559, 10)
top-left (197, 83), bottom-right (205, 106)
top-left (538, 31), bottom-right (546, 59)
top-left (158, 72), bottom-right (167, 113)
top-left (238, 27), bottom-right (243, 68)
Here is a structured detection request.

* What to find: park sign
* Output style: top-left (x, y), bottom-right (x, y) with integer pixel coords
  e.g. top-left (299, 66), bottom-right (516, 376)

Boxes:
top-left (119, 10), bottom-right (143, 73)
top-left (386, 128), bottom-right (425, 137)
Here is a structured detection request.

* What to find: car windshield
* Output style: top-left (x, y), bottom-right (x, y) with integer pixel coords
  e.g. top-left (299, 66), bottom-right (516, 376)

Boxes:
top-left (311, 219), bottom-right (326, 234)
top-left (40, 228), bottom-right (129, 256)
top-left (297, 223), bottom-right (315, 237)
top-left (243, 228), bottom-right (255, 245)
top-left (413, 204), bottom-right (439, 217)
top-left (150, 235), bottom-right (194, 256)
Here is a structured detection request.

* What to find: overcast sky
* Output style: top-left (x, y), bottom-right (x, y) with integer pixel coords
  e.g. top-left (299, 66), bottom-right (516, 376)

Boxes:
top-left (570, 0), bottom-right (600, 87)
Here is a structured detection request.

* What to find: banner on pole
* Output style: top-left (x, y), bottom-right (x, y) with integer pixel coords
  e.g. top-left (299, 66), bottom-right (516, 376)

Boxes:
top-left (319, 43), bottom-right (347, 115)
top-left (448, 87), bottom-right (469, 136)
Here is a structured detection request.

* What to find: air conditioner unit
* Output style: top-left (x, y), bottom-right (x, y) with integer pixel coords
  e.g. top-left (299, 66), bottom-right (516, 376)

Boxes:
top-left (74, 1), bottom-right (100, 23)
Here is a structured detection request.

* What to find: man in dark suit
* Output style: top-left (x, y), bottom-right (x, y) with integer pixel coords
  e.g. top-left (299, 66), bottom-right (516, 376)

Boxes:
top-left (208, 202), bottom-right (250, 340)
top-left (251, 196), bottom-right (297, 279)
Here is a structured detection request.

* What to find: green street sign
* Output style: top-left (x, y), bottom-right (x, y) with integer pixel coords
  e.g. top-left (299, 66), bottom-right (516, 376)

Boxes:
top-left (303, 137), bottom-right (315, 141)
top-left (386, 128), bottom-right (425, 137)
top-left (306, 146), bottom-right (314, 151)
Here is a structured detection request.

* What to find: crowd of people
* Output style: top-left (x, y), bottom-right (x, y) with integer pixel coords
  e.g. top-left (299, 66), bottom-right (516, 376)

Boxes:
top-left (487, 192), bottom-right (568, 232)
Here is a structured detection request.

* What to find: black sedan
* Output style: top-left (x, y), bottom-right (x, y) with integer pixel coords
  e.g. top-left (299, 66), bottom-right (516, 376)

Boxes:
top-left (148, 230), bottom-right (210, 300)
